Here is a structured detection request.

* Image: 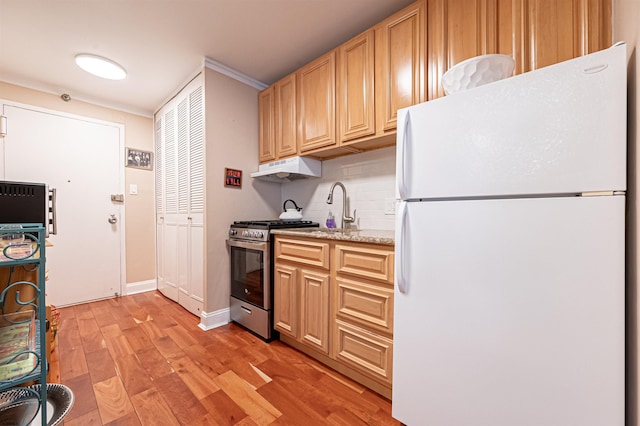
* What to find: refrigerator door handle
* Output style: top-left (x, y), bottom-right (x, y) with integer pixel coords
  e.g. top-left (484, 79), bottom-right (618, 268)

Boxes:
top-left (396, 200), bottom-right (408, 294)
top-left (397, 110), bottom-right (411, 200)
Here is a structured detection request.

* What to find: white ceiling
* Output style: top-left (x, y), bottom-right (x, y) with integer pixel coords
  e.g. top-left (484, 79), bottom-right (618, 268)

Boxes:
top-left (0, 0), bottom-right (415, 117)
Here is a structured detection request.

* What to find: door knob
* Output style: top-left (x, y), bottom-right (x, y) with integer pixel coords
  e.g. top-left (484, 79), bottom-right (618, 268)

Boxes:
top-left (108, 214), bottom-right (117, 224)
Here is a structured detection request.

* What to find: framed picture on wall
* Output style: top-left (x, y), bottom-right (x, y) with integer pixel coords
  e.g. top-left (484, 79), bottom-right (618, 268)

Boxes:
top-left (126, 148), bottom-right (153, 170)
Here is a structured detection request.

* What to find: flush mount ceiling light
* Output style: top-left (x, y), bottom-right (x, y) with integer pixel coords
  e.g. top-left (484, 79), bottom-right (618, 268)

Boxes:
top-left (75, 54), bottom-right (127, 80)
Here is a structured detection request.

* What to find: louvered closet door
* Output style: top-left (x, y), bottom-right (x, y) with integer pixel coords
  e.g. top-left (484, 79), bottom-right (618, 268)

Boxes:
top-left (160, 105), bottom-right (180, 302)
top-left (155, 117), bottom-right (168, 295)
top-left (186, 85), bottom-right (205, 316)
top-left (155, 74), bottom-right (204, 316)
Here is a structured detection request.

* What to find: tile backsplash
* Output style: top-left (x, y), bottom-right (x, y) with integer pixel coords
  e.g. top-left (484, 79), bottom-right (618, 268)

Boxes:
top-left (281, 147), bottom-right (396, 230)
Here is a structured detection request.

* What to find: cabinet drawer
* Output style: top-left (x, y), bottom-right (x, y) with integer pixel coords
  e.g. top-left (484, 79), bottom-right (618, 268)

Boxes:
top-left (334, 243), bottom-right (394, 284)
top-left (275, 238), bottom-right (330, 270)
top-left (335, 277), bottom-right (393, 336)
top-left (333, 320), bottom-right (393, 386)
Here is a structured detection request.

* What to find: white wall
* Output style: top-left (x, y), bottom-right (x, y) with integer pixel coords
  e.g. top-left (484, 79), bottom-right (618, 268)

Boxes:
top-left (204, 67), bottom-right (281, 314)
top-left (281, 147), bottom-right (396, 230)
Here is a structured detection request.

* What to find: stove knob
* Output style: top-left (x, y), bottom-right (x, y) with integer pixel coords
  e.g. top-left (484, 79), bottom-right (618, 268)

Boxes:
top-left (229, 229), bottom-right (237, 236)
top-left (242, 230), bottom-right (249, 237)
top-left (255, 231), bottom-right (264, 238)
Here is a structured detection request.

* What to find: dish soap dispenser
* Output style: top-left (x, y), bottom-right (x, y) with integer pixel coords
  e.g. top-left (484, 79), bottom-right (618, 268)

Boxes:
top-left (326, 211), bottom-right (336, 229)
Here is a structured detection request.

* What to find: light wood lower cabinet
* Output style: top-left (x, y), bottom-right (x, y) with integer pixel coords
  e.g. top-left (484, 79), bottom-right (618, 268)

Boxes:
top-left (334, 276), bottom-right (394, 336)
top-left (274, 238), bottom-right (331, 354)
top-left (333, 319), bottom-right (393, 386)
top-left (273, 263), bottom-right (298, 338)
top-left (299, 269), bottom-right (330, 354)
top-left (274, 236), bottom-right (394, 397)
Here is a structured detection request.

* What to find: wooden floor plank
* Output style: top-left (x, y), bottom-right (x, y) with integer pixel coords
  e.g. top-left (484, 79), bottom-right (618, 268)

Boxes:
top-left (62, 373), bottom-right (99, 422)
top-left (79, 324), bottom-right (107, 354)
top-left (134, 345), bottom-right (174, 380)
top-left (59, 342), bottom-right (89, 381)
top-left (198, 389), bottom-right (249, 426)
top-left (213, 370), bottom-right (282, 425)
top-left (170, 355), bottom-right (221, 399)
top-left (93, 376), bottom-right (136, 424)
top-left (257, 380), bottom-right (328, 424)
top-left (85, 348), bottom-right (117, 384)
top-left (57, 292), bottom-right (401, 426)
top-left (152, 335), bottom-right (186, 361)
top-left (64, 408), bottom-right (103, 426)
top-left (130, 387), bottom-right (181, 426)
top-left (104, 333), bottom-right (135, 360)
top-left (164, 324), bottom-right (199, 349)
top-left (113, 353), bottom-right (155, 396)
top-left (103, 411), bottom-right (142, 426)
top-left (121, 326), bottom-right (155, 352)
top-left (153, 372), bottom-right (209, 424)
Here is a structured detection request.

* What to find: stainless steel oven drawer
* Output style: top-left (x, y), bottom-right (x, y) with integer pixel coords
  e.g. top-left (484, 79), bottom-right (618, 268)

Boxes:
top-left (230, 297), bottom-right (272, 340)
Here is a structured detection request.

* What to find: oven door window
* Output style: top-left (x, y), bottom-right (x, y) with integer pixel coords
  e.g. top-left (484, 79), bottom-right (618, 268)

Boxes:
top-left (230, 245), bottom-right (265, 308)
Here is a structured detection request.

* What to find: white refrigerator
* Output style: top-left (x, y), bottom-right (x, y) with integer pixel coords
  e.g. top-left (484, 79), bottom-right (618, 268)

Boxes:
top-left (392, 43), bottom-right (626, 426)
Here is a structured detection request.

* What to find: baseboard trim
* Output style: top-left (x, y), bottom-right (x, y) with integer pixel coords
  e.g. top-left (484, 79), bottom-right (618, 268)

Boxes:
top-left (123, 279), bottom-right (157, 296)
top-left (199, 307), bottom-right (230, 331)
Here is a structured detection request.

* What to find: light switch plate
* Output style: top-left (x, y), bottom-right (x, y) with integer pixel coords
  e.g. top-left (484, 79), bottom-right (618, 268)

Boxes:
top-left (130, 184), bottom-right (138, 195)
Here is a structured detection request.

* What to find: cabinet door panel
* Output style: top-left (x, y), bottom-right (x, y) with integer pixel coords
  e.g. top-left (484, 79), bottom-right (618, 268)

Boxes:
top-left (514, 0), bottom-right (611, 73)
top-left (275, 238), bottom-right (330, 269)
top-left (258, 86), bottom-right (276, 163)
top-left (334, 243), bottom-right (394, 284)
top-left (275, 74), bottom-right (297, 158)
top-left (334, 320), bottom-right (393, 385)
top-left (300, 269), bottom-right (330, 354)
top-left (298, 51), bottom-right (336, 151)
top-left (335, 277), bottom-right (394, 336)
top-left (338, 29), bottom-right (375, 143)
top-left (274, 264), bottom-right (298, 338)
top-left (376, 0), bottom-right (425, 132)
top-left (428, 0), bottom-right (502, 99)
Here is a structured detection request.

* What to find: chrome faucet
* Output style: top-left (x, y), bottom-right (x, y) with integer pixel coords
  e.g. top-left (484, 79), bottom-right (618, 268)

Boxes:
top-left (327, 181), bottom-right (356, 229)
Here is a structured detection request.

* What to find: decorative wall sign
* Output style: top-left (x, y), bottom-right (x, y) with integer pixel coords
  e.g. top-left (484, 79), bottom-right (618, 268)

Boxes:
top-left (126, 148), bottom-right (153, 170)
top-left (224, 168), bottom-right (242, 188)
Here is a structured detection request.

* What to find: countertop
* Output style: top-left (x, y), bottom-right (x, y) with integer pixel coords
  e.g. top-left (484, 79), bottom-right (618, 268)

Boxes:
top-left (270, 228), bottom-right (395, 245)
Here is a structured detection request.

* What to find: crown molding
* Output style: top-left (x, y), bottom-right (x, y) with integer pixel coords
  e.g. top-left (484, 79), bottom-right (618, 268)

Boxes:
top-left (204, 57), bottom-right (268, 90)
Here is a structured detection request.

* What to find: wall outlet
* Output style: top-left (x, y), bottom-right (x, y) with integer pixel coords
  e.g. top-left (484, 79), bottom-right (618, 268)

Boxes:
top-left (384, 198), bottom-right (396, 215)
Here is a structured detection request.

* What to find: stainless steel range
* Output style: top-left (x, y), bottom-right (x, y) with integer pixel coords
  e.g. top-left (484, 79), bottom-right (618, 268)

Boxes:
top-left (227, 220), bottom-right (319, 340)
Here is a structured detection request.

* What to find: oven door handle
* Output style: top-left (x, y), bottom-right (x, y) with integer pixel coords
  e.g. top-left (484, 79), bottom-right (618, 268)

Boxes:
top-left (226, 239), bottom-right (268, 251)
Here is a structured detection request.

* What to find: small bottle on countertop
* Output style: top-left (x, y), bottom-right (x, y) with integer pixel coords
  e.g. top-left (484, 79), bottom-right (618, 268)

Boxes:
top-left (326, 211), bottom-right (336, 229)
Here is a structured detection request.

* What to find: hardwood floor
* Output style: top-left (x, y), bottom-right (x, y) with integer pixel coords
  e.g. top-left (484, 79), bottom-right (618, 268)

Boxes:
top-left (56, 291), bottom-right (400, 425)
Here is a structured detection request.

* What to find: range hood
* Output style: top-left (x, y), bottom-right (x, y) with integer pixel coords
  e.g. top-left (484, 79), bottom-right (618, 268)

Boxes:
top-left (251, 156), bottom-right (322, 182)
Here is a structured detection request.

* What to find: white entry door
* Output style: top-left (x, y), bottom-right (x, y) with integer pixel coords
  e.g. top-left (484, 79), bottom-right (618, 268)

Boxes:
top-left (0, 103), bottom-right (124, 306)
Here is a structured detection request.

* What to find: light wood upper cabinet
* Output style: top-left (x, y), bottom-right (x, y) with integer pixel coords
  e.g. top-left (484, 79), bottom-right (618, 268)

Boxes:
top-left (338, 29), bottom-right (376, 143)
top-left (509, 0), bottom-right (611, 74)
top-left (427, 0), bottom-right (503, 99)
top-left (428, 0), bottom-right (612, 99)
top-left (258, 0), bottom-right (612, 161)
top-left (297, 50), bottom-right (337, 152)
top-left (275, 73), bottom-right (297, 159)
top-left (375, 0), bottom-right (426, 132)
top-left (258, 86), bottom-right (275, 163)
top-left (259, 74), bottom-right (297, 164)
